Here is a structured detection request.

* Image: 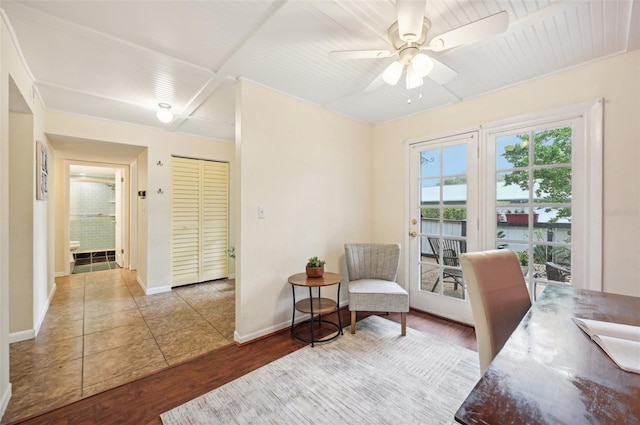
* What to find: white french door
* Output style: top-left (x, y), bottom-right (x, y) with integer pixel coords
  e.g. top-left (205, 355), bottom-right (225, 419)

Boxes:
top-left (408, 131), bottom-right (478, 324)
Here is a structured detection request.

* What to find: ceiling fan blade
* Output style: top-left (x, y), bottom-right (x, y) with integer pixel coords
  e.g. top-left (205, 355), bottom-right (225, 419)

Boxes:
top-left (426, 58), bottom-right (458, 85)
top-left (330, 50), bottom-right (394, 60)
top-left (364, 71), bottom-right (386, 92)
top-left (428, 11), bottom-right (509, 52)
top-left (396, 0), bottom-right (426, 43)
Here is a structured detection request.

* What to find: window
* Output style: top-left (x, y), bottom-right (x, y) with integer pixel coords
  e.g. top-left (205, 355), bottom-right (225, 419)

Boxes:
top-left (483, 100), bottom-right (603, 297)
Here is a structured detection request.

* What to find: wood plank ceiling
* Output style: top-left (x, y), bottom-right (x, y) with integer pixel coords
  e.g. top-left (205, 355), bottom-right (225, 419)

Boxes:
top-left (2, 0), bottom-right (639, 143)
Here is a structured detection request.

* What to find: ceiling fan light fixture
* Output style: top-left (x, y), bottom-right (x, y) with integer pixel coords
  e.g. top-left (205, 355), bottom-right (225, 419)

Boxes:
top-left (156, 103), bottom-right (173, 123)
top-left (411, 53), bottom-right (434, 78)
top-left (382, 61), bottom-right (405, 85)
top-left (405, 66), bottom-right (423, 90)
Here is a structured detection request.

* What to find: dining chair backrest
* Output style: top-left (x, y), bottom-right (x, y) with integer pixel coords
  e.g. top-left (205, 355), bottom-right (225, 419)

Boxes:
top-left (460, 249), bottom-right (532, 373)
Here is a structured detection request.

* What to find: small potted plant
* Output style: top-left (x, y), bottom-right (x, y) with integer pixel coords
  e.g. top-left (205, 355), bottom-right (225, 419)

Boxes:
top-left (517, 250), bottom-right (529, 275)
top-left (306, 256), bottom-right (326, 278)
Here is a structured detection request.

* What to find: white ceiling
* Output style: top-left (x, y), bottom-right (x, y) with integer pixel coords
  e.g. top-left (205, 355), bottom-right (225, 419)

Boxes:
top-left (2, 0), bottom-right (639, 144)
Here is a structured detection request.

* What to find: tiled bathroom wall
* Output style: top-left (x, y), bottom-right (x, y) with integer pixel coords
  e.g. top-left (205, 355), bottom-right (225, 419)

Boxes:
top-left (70, 179), bottom-right (116, 251)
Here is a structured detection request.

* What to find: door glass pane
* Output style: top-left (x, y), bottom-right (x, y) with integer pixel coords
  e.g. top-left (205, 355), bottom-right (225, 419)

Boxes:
top-left (417, 144), bottom-right (468, 301)
top-left (420, 263), bottom-right (440, 293)
top-left (420, 150), bottom-right (440, 178)
top-left (533, 127), bottom-right (572, 166)
top-left (443, 145), bottom-right (467, 175)
top-left (497, 133), bottom-right (529, 169)
top-left (443, 176), bottom-right (467, 202)
top-left (495, 126), bottom-right (573, 299)
top-left (533, 168), bottom-right (572, 203)
top-left (421, 179), bottom-right (440, 204)
top-left (443, 208), bottom-right (466, 236)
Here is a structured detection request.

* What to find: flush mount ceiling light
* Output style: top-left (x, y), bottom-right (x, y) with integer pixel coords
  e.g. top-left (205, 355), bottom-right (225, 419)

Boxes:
top-left (156, 103), bottom-right (173, 123)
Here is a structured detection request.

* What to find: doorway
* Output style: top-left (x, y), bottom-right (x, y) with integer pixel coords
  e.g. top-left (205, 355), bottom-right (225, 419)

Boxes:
top-left (68, 163), bottom-right (127, 275)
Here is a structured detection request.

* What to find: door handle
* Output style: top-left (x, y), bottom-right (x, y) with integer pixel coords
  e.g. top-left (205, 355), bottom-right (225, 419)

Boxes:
top-left (409, 231), bottom-right (417, 237)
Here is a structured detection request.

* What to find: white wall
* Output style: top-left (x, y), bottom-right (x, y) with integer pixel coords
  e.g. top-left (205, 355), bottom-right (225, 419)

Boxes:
top-left (234, 81), bottom-right (373, 342)
top-left (1, 15), bottom-right (53, 417)
top-left (44, 112), bottom-right (235, 293)
top-left (0, 14), bottom-right (11, 418)
top-left (8, 111), bottom-right (33, 335)
top-left (372, 50), bottom-right (640, 297)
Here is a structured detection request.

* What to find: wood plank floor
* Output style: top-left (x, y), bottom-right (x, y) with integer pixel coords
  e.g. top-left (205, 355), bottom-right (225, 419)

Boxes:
top-left (9, 309), bottom-right (476, 425)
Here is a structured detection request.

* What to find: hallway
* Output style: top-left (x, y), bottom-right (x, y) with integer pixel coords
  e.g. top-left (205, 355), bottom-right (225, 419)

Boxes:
top-left (3, 269), bottom-right (235, 423)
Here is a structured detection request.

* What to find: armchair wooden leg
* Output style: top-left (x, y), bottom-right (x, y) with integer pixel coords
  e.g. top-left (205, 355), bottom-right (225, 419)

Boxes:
top-left (351, 310), bottom-right (356, 334)
top-left (401, 312), bottom-right (406, 336)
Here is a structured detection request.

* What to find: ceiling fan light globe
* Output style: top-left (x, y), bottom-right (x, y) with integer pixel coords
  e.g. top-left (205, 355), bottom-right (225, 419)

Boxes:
top-left (382, 61), bottom-right (404, 85)
top-left (405, 67), bottom-right (423, 90)
top-left (156, 105), bottom-right (173, 123)
top-left (411, 53), bottom-right (434, 78)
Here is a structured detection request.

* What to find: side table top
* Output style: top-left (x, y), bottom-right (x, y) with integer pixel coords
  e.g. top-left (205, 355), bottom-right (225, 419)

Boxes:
top-left (288, 272), bottom-right (342, 287)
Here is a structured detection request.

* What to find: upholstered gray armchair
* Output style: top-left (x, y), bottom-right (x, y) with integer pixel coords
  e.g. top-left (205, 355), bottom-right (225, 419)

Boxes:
top-left (344, 243), bottom-right (409, 336)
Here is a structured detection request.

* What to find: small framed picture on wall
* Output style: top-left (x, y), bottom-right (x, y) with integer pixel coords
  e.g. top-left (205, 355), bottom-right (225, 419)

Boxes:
top-left (36, 139), bottom-right (48, 200)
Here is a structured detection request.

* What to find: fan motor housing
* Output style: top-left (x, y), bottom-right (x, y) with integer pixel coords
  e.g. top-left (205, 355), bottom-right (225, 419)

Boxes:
top-left (388, 17), bottom-right (432, 50)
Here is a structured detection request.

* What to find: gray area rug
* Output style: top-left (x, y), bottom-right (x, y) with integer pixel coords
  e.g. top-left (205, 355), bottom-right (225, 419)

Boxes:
top-left (161, 315), bottom-right (480, 425)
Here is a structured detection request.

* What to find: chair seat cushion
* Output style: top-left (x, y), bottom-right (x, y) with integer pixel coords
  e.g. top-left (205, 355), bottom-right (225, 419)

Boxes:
top-left (348, 279), bottom-right (409, 313)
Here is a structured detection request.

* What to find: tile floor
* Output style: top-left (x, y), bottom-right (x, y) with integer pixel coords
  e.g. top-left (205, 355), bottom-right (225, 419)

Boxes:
top-left (2, 269), bottom-right (235, 424)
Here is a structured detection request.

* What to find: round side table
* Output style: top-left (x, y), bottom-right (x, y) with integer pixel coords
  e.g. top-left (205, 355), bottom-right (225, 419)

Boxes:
top-left (288, 272), bottom-right (343, 347)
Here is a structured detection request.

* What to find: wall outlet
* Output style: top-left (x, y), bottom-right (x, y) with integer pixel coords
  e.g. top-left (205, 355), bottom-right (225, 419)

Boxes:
top-left (258, 206), bottom-right (266, 219)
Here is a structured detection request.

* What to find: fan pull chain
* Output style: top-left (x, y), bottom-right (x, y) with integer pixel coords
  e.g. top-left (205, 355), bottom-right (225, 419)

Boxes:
top-left (407, 87), bottom-right (424, 104)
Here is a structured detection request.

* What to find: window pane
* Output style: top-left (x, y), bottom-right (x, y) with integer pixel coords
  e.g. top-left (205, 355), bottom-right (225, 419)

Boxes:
top-left (420, 207), bottom-right (439, 219)
top-left (533, 127), bottom-right (572, 166)
top-left (497, 171), bottom-right (529, 203)
top-left (420, 150), bottom-right (440, 178)
top-left (497, 133), bottom-right (529, 170)
top-left (420, 263), bottom-right (440, 293)
top-left (443, 176), bottom-right (466, 204)
top-left (443, 209), bottom-right (466, 237)
top-left (534, 243), bottom-right (572, 283)
top-left (420, 179), bottom-right (440, 204)
top-left (533, 168), bottom-right (571, 203)
top-left (420, 235), bottom-right (436, 256)
top-left (534, 207), bottom-right (572, 229)
top-left (442, 145), bottom-right (467, 176)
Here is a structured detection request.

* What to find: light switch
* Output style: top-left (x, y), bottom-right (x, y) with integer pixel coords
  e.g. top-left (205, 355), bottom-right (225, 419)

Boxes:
top-left (258, 206), bottom-right (266, 219)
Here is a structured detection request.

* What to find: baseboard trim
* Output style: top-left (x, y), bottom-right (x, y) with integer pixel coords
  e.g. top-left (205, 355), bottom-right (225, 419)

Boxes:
top-left (0, 383), bottom-right (11, 420)
top-left (33, 283), bottom-right (57, 337)
top-left (9, 329), bottom-right (34, 344)
top-left (234, 302), bottom-right (349, 344)
top-left (54, 271), bottom-right (65, 278)
top-left (145, 285), bottom-right (172, 295)
top-left (234, 325), bottom-right (288, 345)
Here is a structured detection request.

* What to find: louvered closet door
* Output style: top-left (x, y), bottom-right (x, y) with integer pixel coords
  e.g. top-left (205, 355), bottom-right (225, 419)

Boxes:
top-left (171, 157), bottom-right (229, 287)
top-left (171, 157), bottom-right (202, 286)
top-left (201, 160), bottom-right (229, 281)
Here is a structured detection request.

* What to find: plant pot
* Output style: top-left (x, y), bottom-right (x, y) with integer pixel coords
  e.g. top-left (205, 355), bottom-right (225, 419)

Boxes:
top-left (506, 213), bottom-right (539, 225)
top-left (520, 265), bottom-right (529, 276)
top-left (306, 266), bottom-right (324, 278)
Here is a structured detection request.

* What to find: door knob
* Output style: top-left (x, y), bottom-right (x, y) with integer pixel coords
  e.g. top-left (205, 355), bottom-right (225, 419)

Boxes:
top-left (409, 231), bottom-right (417, 237)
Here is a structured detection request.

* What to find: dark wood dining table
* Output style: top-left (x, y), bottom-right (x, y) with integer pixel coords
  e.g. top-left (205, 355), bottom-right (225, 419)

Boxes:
top-left (455, 283), bottom-right (640, 425)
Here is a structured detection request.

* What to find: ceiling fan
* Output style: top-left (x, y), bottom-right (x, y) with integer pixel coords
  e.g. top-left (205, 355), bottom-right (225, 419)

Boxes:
top-left (330, 0), bottom-right (509, 91)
